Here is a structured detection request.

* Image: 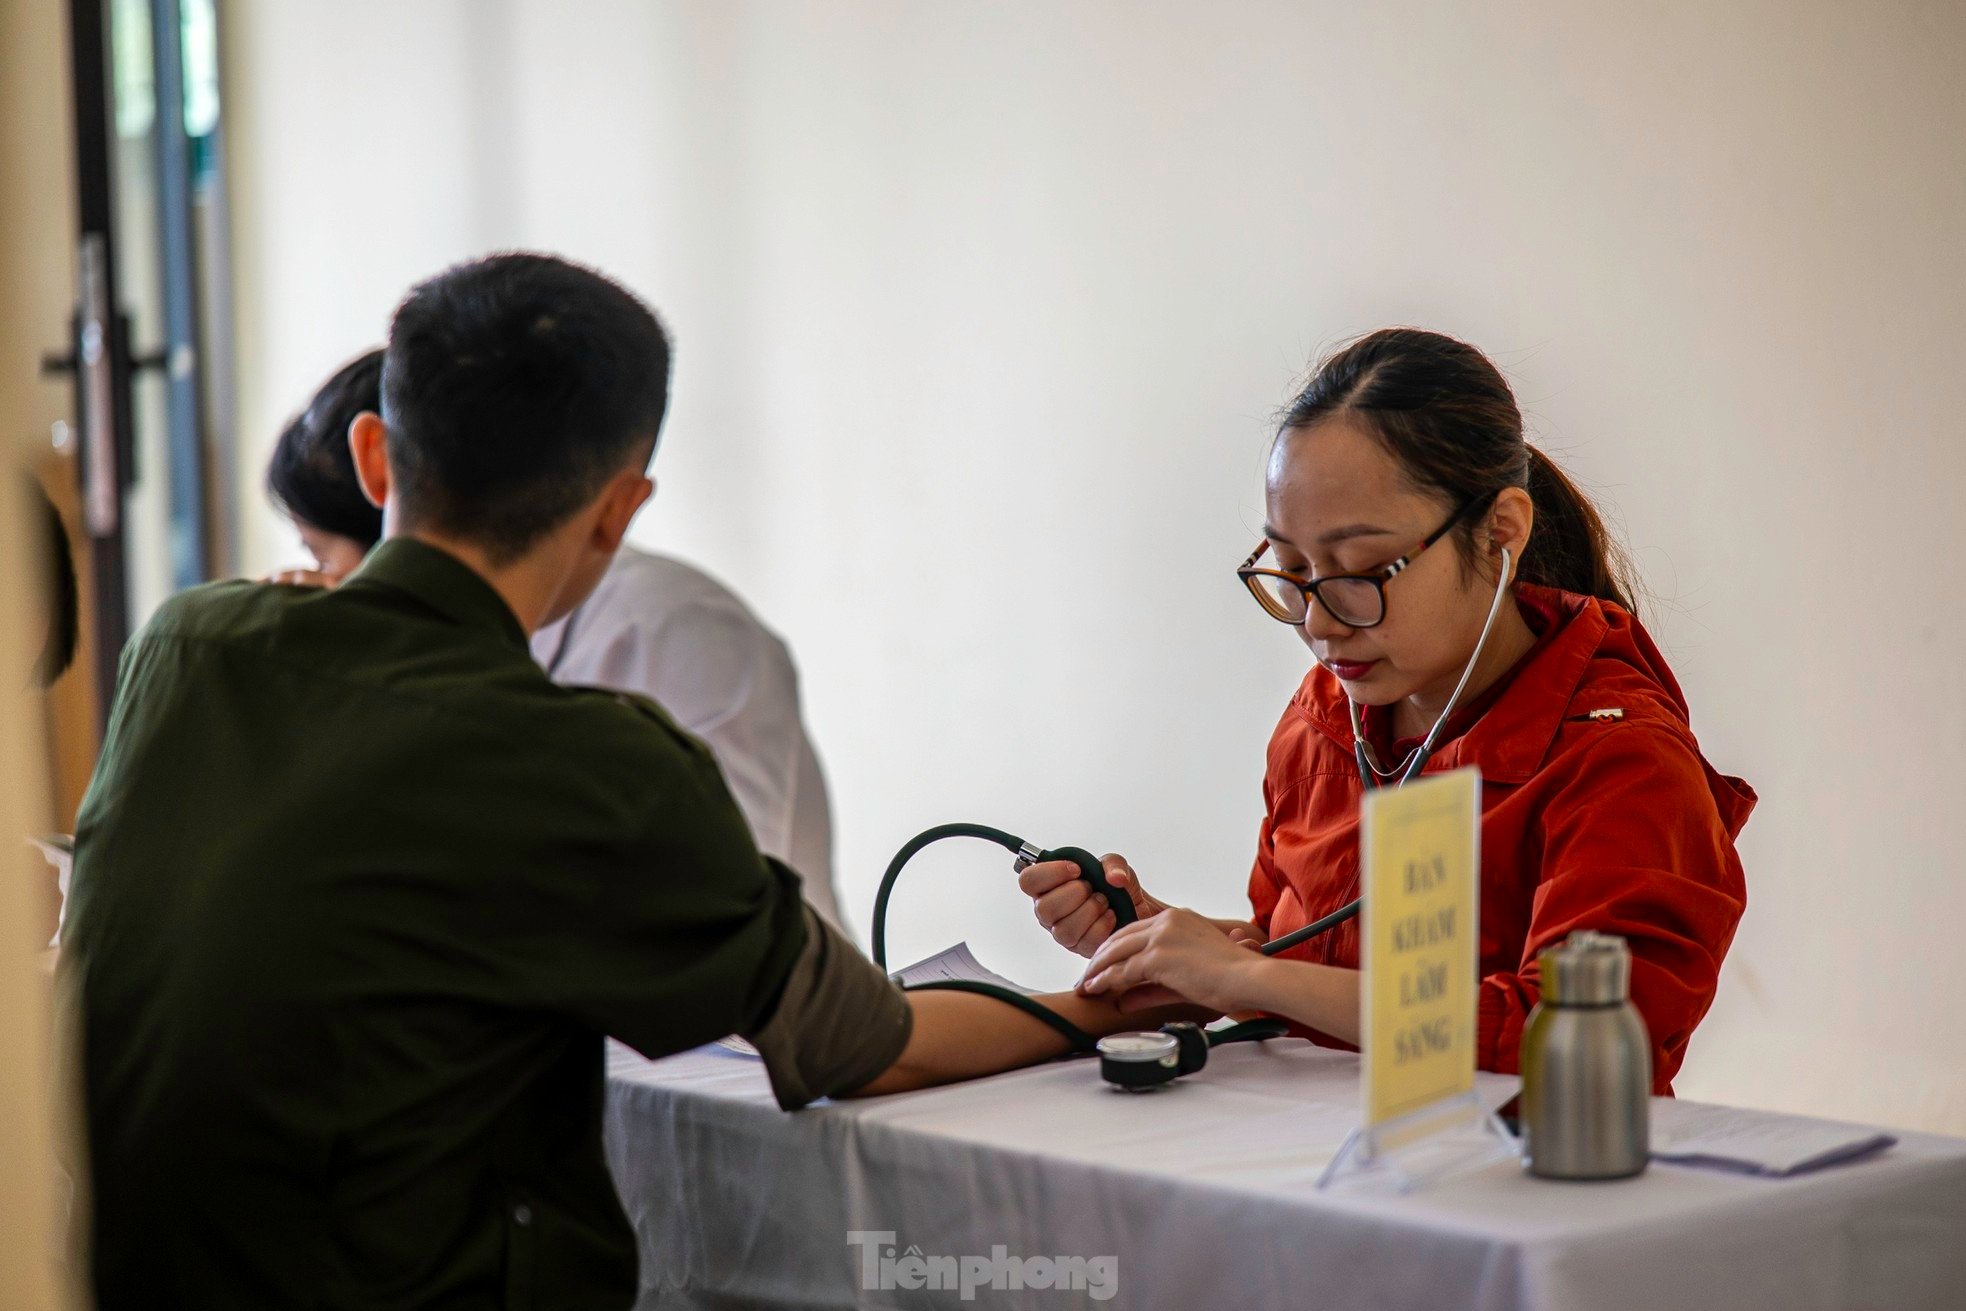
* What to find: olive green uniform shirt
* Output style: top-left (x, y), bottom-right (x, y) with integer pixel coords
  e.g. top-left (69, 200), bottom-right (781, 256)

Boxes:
top-left (63, 540), bottom-right (910, 1311)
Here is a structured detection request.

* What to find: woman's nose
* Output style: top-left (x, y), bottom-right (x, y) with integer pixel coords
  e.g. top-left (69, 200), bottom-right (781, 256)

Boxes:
top-left (1301, 595), bottom-right (1353, 643)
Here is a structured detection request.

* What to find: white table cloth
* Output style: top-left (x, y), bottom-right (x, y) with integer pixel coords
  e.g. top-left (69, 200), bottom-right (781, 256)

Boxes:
top-left (603, 1039), bottom-right (1966, 1310)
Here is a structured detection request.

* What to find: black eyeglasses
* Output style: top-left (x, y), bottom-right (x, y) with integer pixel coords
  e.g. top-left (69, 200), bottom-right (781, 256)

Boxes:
top-left (1235, 501), bottom-right (1475, 629)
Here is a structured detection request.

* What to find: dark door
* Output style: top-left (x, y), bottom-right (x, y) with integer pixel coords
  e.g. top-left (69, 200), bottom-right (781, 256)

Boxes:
top-left (46, 0), bottom-right (234, 729)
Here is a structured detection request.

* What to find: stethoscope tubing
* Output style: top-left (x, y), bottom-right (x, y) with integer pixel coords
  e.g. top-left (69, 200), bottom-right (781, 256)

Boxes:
top-left (1263, 548), bottom-right (1515, 958)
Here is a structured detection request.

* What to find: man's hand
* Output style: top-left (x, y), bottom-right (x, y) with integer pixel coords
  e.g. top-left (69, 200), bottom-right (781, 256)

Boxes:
top-left (1017, 852), bottom-right (1166, 957)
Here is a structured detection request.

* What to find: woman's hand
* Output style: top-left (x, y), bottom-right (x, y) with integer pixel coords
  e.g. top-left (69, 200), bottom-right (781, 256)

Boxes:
top-left (1075, 908), bottom-right (1268, 1015)
top-left (264, 567), bottom-right (336, 589)
top-left (1017, 852), bottom-right (1167, 957)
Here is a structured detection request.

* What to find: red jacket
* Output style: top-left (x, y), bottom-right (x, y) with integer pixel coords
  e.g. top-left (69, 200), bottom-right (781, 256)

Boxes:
top-left (1246, 585), bottom-right (1753, 1093)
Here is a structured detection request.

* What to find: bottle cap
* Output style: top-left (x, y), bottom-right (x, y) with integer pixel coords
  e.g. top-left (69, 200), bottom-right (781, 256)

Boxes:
top-left (1540, 930), bottom-right (1631, 1005)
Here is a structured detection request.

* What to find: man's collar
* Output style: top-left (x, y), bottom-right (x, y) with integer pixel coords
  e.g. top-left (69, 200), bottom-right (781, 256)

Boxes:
top-left (344, 538), bottom-right (529, 651)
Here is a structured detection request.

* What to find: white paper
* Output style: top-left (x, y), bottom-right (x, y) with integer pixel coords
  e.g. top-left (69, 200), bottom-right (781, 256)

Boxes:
top-left (889, 941), bottom-right (1040, 995)
top-left (29, 835), bottom-right (73, 948)
top-left (1651, 1100), bottom-right (1896, 1176)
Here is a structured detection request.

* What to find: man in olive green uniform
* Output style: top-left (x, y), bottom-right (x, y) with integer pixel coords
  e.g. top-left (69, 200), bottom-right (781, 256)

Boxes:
top-left (64, 254), bottom-right (1168, 1310)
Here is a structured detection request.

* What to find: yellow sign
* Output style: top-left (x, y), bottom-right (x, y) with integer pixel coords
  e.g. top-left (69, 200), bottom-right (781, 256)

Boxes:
top-left (1359, 767), bottom-right (1480, 1130)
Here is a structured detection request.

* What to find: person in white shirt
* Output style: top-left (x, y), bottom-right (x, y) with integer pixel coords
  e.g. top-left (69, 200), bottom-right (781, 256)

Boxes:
top-left (267, 349), bottom-right (845, 931)
top-left (531, 547), bottom-right (843, 931)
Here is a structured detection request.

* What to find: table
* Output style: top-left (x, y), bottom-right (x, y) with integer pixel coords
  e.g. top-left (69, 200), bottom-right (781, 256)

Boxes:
top-left (603, 1039), bottom-right (1966, 1310)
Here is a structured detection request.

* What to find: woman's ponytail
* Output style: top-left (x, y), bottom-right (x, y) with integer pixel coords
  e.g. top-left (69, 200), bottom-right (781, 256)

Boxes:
top-left (1521, 445), bottom-right (1636, 613)
top-left (1279, 328), bottom-right (1641, 616)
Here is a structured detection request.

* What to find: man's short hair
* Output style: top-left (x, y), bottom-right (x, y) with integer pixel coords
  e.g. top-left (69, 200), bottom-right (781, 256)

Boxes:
top-left (266, 348), bottom-right (385, 549)
top-left (381, 253), bottom-right (672, 562)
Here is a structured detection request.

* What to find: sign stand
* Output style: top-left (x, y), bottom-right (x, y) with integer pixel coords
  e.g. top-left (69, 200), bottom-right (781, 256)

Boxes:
top-left (1319, 1092), bottom-right (1518, 1193)
top-left (1318, 768), bottom-right (1519, 1194)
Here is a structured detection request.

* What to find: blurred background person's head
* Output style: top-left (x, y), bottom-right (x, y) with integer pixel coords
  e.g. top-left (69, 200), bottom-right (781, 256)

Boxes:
top-left (265, 348), bottom-right (384, 584)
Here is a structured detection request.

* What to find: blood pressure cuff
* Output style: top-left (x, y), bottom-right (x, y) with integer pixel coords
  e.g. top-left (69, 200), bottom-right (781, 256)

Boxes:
top-left (747, 902), bottom-right (914, 1110)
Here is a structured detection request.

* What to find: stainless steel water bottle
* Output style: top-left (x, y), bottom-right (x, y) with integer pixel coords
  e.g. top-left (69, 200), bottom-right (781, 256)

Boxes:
top-left (1520, 930), bottom-right (1650, 1180)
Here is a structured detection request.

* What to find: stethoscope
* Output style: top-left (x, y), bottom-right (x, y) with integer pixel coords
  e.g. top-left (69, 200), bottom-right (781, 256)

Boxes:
top-left (871, 548), bottom-right (1515, 1089)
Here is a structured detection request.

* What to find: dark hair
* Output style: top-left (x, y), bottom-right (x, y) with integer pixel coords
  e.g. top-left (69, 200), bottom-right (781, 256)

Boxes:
top-left (266, 348), bottom-right (385, 548)
top-left (381, 252), bottom-right (672, 563)
top-left (1277, 327), bottom-right (1635, 613)
top-left (23, 476), bottom-right (78, 688)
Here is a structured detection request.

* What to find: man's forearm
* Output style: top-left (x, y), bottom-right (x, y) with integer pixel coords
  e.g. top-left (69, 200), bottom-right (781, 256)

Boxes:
top-left (844, 989), bottom-right (1205, 1098)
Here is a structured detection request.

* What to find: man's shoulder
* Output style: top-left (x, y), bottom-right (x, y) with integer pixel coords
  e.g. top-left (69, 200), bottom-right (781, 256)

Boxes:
top-left (524, 677), bottom-right (754, 845)
top-left (553, 677), bottom-right (686, 737)
top-left (135, 578), bottom-right (299, 645)
top-left (541, 676), bottom-right (723, 772)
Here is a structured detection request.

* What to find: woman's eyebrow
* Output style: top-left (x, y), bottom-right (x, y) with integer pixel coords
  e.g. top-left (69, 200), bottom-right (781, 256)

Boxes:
top-left (1317, 523), bottom-right (1396, 545)
top-left (1266, 523), bottom-right (1397, 547)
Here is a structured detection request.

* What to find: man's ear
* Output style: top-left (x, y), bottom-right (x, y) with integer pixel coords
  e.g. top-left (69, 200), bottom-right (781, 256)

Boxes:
top-left (590, 469), bottom-right (654, 554)
top-left (348, 412), bottom-right (391, 509)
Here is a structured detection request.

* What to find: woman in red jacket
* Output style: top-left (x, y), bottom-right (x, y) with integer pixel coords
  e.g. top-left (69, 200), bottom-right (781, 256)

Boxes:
top-left (1024, 327), bottom-right (1753, 1092)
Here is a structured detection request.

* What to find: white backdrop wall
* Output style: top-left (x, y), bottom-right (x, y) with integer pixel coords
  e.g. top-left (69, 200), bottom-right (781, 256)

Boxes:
top-left (222, 0), bottom-right (1966, 1133)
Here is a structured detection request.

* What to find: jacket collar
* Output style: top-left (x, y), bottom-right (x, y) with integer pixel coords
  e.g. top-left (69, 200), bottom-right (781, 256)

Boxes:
top-left (1296, 584), bottom-right (1610, 786)
top-left (343, 537), bottom-right (529, 652)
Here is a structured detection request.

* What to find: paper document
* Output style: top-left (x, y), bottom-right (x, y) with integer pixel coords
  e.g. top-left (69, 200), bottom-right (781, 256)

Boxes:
top-left (890, 941), bottom-right (1040, 995)
top-left (1651, 1100), bottom-right (1896, 1176)
top-left (30, 835), bottom-right (74, 948)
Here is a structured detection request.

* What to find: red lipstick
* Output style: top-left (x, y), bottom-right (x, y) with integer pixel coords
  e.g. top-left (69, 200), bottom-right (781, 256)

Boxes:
top-left (1325, 658), bottom-right (1379, 681)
